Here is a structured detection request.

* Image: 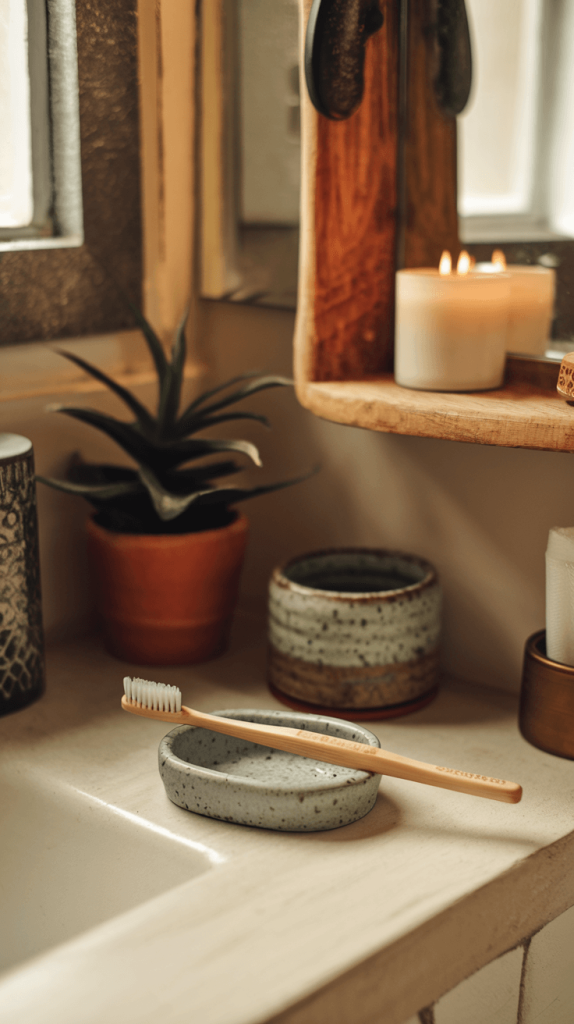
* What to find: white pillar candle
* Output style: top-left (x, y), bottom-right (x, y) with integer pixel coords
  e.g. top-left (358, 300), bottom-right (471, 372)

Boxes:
top-left (546, 527), bottom-right (574, 666)
top-left (394, 263), bottom-right (510, 392)
top-left (475, 259), bottom-right (555, 356)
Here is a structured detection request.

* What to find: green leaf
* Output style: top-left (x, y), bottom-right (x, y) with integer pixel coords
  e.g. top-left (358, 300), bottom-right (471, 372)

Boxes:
top-left (136, 464), bottom-right (212, 521)
top-left (47, 405), bottom-right (263, 473)
top-left (127, 302), bottom-right (169, 386)
top-left (50, 407), bottom-right (155, 465)
top-left (176, 376), bottom-right (292, 436)
top-left (67, 457), bottom-right (139, 486)
top-left (55, 350), bottom-right (156, 435)
top-left (190, 467), bottom-right (318, 506)
top-left (197, 375), bottom-right (292, 414)
top-left (164, 436), bottom-right (262, 469)
top-left (157, 308), bottom-right (188, 438)
top-left (179, 371), bottom-right (263, 418)
top-left (171, 308), bottom-right (188, 379)
top-left (36, 474), bottom-right (143, 502)
top-left (137, 464), bottom-right (316, 522)
top-left (174, 410), bottom-right (270, 438)
top-left (164, 460), bottom-right (242, 486)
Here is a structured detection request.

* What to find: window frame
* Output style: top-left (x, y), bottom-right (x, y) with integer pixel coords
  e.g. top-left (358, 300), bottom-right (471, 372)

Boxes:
top-left (0, 0), bottom-right (196, 399)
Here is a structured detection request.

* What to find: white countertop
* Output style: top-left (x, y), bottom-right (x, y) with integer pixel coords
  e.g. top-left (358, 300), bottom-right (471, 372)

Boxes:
top-left (1, 615), bottom-right (574, 1024)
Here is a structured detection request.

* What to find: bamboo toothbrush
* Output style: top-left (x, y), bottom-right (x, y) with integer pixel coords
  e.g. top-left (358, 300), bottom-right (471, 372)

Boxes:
top-left (121, 677), bottom-right (523, 804)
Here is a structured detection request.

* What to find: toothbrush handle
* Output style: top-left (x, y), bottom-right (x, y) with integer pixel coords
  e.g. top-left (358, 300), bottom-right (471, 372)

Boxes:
top-left (121, 700), bottom-right (522, 804)
top-left (182, 708), bottom-right (522, 805)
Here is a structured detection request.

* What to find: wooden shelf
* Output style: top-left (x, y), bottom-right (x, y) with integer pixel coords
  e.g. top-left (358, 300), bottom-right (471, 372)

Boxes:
top-left (296, 373), bottom-right (574, 452)
top-left (293, 2), bottom-right (572, 454)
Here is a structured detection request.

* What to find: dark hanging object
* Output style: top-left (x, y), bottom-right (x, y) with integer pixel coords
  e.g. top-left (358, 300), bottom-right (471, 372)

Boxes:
top-left (433, 0), bottom-right (472, 116)
top-left (305, 0), bottom-right (384, 120)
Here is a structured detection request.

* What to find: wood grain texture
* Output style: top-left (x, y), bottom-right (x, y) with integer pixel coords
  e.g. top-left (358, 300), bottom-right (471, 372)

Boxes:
top-left (293, 0), bottom-right (320, 387)
top-left (296, 375), bottom-right (574, 451)
top-left (403, 0), bottom-right (459, 268)
top-left (295, 0), bottom-right (399, 383)
top-left (294, 0), bottom-right (459, 387)
top-left (138, 0), bottom-right (196, 342)
top-left (199, 0), bottom-right (241, 300)
top-left (313, 1), bottom-right (398, 380)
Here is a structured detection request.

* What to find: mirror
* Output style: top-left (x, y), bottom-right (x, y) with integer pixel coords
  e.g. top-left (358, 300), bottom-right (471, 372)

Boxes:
top-left (200, 0), bottom-right (574, 360)
top-left (458, 0), bottom-right (574, 244)
top-left (200, 0), bottom-right (300, 309)
top-left (459, 0), bottom-right (574, 361)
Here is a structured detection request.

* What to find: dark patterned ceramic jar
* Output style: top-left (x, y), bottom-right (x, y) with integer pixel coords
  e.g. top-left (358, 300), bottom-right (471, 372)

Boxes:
top-left (267, 548), bottom-right (441, 720)
top-left (0, 435), bottom-right (44, 717)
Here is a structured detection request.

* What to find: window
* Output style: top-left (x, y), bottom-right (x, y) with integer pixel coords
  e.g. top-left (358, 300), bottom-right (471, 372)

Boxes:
top-left (0, 0), bottom-right (83, 251)
top-left (0, 0), bottom-right (142, 346)
top-left (0, 0), bottom-right (43, 232)
top-left (459, 0), bottom-right (574, 243)
top-left (200, 0), bottom-right (299, 308)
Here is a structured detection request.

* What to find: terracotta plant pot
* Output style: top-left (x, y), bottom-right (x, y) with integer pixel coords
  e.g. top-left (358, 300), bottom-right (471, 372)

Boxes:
top-left (267, 548), bottom-right (441, 720)
top-left (86, 514), bottom-right (249, 665)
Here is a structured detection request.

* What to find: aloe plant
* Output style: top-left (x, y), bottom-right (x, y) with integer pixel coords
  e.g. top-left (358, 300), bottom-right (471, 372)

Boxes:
top-left (37, 309), bottom-right (309, 534)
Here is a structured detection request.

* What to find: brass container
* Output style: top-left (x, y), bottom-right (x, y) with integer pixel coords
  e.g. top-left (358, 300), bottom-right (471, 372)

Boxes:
top-left (519, 629), bottom-right (574, 759)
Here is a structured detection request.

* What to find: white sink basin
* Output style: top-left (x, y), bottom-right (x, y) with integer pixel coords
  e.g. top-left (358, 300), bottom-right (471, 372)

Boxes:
top-left (0, 771), bottom-right (214, 975)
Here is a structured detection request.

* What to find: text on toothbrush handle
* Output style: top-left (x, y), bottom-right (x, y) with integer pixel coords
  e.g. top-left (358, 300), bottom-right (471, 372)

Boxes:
top-left (435, 766), bottom-right (507, 785)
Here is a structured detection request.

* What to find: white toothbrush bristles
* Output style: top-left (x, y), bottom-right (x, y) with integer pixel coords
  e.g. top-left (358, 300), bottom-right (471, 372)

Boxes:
top-left (123, 676), bottom-right (182, 713)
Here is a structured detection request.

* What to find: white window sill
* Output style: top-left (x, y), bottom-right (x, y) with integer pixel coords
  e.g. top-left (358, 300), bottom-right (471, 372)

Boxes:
top-left (0, 234), bottom-right (83, 253)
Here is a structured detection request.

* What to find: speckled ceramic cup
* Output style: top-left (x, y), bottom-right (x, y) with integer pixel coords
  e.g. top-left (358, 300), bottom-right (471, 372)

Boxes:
top-left (267, 548), bottom-right (441, 719)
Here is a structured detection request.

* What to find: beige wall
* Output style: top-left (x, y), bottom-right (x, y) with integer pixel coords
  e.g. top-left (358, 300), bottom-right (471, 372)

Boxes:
top-left (199, 299), bottom-right (574, 695)
top-left (6, 0), bottom-right (564, 699)
top-left (3, 298), bottom-right (572, 694)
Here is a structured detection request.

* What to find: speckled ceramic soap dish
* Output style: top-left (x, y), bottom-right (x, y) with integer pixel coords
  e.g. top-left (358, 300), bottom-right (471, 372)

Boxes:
top-left (158, 709), bottom-right (382, 832)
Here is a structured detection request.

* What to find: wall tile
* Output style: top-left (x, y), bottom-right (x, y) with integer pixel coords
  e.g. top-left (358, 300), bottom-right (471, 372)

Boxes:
top-left (521, 903), bottom-right (574, 1024)
top-left (433, 947), bottom-right (523, 1024)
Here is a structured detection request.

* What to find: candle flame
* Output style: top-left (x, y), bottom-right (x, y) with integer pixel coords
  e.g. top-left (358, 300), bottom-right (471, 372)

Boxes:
top-left (457, 251), bottom-right (471, 275)
top-left (439, 250), bottom-right (452, 275)
top-left (492, 249), bottom-right (507, 270)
